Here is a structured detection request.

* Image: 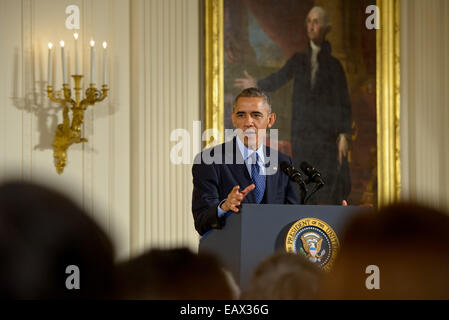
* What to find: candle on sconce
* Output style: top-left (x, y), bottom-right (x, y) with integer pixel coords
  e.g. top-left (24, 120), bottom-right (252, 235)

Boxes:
top-left (90, 40), bottom-right (95, 84)
top-left (60, 40), bottom-right (67, 84)
top-left (74, 33), bottom-right (80, 75)
top-left (102, 42), bottom-right (108, 85)
top-left (47, 42), bottom-right (53, 85)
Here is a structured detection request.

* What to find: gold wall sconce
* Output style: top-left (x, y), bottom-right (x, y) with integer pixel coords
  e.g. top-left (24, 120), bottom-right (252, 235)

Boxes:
top-left (46, 36), bottom-right (109, 174)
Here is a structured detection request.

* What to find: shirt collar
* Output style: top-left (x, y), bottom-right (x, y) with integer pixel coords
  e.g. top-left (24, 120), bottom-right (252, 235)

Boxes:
top-left (310, 40), bottom-right (321, 54)
top-left (236, 136), bottom-right (265, 164)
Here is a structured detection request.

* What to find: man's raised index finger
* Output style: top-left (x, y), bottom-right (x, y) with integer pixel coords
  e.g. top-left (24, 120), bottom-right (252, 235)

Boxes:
top-left (241, 184), bottom-right (255, 195)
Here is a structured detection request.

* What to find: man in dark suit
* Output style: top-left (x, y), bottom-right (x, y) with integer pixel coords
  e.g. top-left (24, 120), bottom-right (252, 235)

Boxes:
top-left (192, 88), bottom-right (299, 236)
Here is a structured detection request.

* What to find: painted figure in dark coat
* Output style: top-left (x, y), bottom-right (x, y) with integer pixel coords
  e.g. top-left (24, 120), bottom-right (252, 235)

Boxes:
top-left (235, 7), bottom-right (352, 204)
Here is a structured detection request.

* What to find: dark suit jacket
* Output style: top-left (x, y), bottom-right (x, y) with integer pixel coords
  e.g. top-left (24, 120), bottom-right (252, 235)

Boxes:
top-left (192, 138), bottom-right (299, 235)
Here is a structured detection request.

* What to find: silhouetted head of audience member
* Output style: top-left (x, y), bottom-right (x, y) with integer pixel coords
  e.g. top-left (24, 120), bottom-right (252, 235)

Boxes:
top-left (242, 252), bottom-right (322, 300)
top-left (320, 202), bottom-right (449, 299)
top-left (0, 181), bottom-right (115, 299)
top-left (116, 248), bottom-right (236, 299)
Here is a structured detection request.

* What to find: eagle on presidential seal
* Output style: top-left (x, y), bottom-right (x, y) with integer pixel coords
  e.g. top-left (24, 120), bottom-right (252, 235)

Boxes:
top-left (300, 232), bottom-right (326, 263)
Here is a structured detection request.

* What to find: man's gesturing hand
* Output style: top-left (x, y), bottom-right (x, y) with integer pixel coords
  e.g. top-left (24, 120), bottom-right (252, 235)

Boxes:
top-left (220, 184), bottom-right (256, 213)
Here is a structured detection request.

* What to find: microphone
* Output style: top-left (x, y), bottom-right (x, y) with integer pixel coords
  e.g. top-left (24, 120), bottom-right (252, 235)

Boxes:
top-left (280, 161), bottom-right (306, 186)
top-left (280, 161), bottom-right (307, 205)
top-left (300, 161), bottom-right (325, 185)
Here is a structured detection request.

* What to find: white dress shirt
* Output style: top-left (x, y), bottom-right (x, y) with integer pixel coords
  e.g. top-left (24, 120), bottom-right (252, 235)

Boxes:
top-left (310, 41), bottom-right (321, 88)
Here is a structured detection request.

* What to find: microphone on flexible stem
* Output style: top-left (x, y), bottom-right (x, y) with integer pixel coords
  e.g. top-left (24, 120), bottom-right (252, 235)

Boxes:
top-left (280, 161), bottom-right (307, 204)
top-left (300, 161), bottom-right (325, 203)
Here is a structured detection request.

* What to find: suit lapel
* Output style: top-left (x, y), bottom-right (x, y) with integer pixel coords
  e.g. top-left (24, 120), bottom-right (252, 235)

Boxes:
top-left (263, 145), bottom-right (278, 204)
top-left (264, 171), bottom-right (277, 204)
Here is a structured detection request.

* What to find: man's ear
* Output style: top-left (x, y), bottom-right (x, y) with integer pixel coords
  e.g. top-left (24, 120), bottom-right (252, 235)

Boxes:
top-left (268, 113), bottom-right (276, 128)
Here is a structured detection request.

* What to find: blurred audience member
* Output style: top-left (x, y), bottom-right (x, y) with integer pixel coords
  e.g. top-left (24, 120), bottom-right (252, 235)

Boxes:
top-left (320, 202), bottom-right (449, 299)
top-left (116, 248), bottom-right (236, 299)
top-left (0, 181), bottom-right (115, 299)
top-left (242, 252), bottom-right (322, 300)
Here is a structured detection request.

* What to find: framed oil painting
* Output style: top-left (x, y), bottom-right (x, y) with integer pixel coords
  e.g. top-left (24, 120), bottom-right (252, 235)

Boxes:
top-left (204, 0), bottom-right (400, 206)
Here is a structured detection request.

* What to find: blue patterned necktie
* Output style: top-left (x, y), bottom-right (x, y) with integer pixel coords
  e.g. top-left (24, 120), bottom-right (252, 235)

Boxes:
top-left (251, 153), bottom-right (266, 204)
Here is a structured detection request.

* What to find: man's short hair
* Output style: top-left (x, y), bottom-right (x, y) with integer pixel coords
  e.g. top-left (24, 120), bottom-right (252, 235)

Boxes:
top-left (233, 87), bottom-right (272, 113)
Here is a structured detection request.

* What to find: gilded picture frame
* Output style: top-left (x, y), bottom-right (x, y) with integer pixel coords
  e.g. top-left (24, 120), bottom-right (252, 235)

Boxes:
top-left (204, 0), bottom-right (400, 207)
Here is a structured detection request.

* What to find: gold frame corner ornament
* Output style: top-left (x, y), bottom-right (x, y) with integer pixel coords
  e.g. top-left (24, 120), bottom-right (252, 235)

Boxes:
top-left (205, 0), bottom-right (401, 206)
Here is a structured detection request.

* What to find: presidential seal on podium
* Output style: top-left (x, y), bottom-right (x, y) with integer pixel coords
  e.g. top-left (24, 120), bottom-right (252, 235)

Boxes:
top-left (285, 218), bottom-right (340, 271)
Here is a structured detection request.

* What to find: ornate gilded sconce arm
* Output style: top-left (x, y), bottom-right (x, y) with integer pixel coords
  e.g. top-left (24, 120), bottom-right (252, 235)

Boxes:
top-left (47, 84), bottom-right (70, 105)
top-left (47, 75), bottom-right (108, 174)
top-left (81, 84), bottom-right (109, 109)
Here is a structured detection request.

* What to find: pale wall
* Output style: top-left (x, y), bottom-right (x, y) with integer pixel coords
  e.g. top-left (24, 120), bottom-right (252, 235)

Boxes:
top-left (0, 0), bottom-right (200, 260)
top-left (401, 0), bottom-right (449, 212)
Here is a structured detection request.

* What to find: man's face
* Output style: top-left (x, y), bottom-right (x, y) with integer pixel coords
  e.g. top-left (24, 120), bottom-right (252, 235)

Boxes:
top-left (231, 97), bottom-right (276, 150)
top-left (306, 10), bottom-right (326, 45)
